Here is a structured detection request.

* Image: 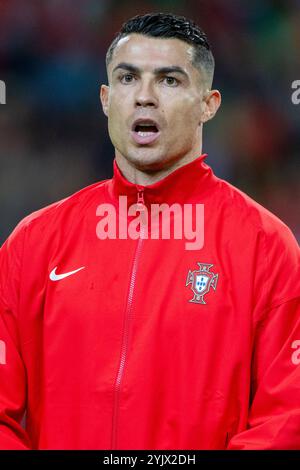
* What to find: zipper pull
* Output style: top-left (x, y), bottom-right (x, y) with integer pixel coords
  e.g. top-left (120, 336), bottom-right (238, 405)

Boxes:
top-left (136, 187), bottom-right (145, 211)
top-left (136, 187), bottom-right (148, 236)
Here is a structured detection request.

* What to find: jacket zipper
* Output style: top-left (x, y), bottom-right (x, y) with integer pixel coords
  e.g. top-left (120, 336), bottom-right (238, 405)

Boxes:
top-left (111, 187), bottom-right (146, 449)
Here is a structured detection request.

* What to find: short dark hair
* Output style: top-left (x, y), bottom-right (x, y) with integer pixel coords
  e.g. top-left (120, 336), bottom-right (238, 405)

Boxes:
top-left (106, 12), bottom-right (215, 88)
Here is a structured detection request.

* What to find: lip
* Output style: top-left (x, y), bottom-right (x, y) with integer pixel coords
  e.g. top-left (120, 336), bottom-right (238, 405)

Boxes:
top-left (130, 129), bottom-right (161, 145)
top-left (131, 117), bottom-right (161, 145)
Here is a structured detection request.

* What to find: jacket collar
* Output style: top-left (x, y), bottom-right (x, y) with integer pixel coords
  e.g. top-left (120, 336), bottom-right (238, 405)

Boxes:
top-left (107, 153), bottom-right (214, 207)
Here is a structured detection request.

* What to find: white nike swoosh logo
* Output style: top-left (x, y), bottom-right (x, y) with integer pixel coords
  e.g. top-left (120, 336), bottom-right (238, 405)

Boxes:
top-left (49, 266), bottom-right (85, 281)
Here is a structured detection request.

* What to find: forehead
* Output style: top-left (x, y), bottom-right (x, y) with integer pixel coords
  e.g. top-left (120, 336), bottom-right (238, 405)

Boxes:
top-left (110, 33), bottom-right (195, 72)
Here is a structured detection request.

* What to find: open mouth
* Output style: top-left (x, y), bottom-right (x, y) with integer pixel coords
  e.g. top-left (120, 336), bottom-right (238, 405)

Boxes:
top-left (131, 120), bottom-right (161, 145)
top-left (134, 124), bottom-right (159, 136)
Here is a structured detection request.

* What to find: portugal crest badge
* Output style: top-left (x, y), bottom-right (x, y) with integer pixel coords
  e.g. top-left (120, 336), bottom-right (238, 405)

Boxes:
top-left (186, 263), bottom-right (218, 304)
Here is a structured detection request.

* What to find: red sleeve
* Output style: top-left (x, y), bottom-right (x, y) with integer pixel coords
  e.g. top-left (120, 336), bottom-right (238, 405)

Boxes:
top-left (228, 221), bottom-right (300, 450)
top-left (0, 226), bottom-right (31, 449)
top-left (227, 298), bottom-right (300, 449)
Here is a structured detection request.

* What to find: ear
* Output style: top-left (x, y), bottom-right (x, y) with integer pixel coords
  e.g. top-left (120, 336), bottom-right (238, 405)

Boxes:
top-left (200, 89), bottom-right (221, 124)
top-left (100, 84), bottom-right (109, 117)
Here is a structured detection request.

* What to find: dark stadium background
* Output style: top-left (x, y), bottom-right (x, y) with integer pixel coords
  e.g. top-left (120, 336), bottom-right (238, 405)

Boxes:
top-left (0, 0), bottom-right (299, 244)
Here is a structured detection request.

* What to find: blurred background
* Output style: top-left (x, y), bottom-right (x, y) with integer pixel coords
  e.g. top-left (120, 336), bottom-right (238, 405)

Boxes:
top-left (0, 0), bottom-right (299, 244)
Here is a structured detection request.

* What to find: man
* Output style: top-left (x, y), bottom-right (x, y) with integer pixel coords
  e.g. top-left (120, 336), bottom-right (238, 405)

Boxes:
top-left (0, 12), bottom-right (299, 450)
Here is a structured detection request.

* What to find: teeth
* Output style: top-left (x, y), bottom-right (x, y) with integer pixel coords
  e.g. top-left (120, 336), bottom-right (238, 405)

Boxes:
top-left (137, 131), bottom-right (155, 136)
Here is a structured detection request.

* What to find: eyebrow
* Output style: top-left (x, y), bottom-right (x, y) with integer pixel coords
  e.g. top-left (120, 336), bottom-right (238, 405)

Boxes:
top-left (112, 62), bottom-right (189, 80)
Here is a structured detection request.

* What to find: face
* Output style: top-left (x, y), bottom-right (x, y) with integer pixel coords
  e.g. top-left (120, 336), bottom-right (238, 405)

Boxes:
top-left (100, 34), bottom-right (220, 171)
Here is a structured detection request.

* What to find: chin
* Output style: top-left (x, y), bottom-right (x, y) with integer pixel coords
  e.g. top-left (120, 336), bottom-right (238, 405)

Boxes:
top-left (127, 148), bottom-right (167, 171)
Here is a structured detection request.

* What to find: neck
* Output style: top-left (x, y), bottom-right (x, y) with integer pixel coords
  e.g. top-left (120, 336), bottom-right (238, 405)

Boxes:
top-left (115, 146), bottom-right (203, 186)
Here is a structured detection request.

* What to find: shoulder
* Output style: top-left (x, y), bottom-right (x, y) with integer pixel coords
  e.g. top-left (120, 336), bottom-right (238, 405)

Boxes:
top-left (216, 178), bottom-right (299, 311)
top-left (2, 179), bottom-right (109, 249)
top-left (217, 178), bottom-right (298, 249)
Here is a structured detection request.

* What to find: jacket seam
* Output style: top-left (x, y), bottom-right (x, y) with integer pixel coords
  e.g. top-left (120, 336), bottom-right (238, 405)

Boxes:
top-left (16, 224), bottom-right (27, 321)
top-left (256, 295), bottom-right (300, 327)
top-left (218, 179), bottom-right (287, 234)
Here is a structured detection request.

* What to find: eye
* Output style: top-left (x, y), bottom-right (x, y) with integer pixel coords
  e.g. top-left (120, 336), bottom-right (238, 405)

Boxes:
top-left (120, 73), bottom-right (135, 84)
top-left (163, 76), bottom-right (179, 86)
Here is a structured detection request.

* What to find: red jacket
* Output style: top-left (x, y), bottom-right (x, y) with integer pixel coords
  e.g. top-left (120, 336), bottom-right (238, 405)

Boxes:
top-left (0, 154), bottom-right (299, 449)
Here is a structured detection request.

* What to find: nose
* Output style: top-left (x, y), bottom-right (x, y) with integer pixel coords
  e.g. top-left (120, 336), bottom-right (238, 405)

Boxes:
top-left (135, 79), bottom-right (158, 108)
